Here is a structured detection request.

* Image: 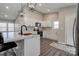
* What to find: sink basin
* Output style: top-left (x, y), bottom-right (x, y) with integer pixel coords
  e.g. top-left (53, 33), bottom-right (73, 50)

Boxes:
top-left (19, 33), bottom-right (32, 36)
top-left (23, 33), bottom-right (32, 35)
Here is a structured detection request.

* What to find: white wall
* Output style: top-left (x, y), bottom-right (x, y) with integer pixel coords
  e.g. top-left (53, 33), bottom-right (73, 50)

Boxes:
top-left (57, 5), bottom-right (77, 43)
top-left (42, 13), bottom-right (58, 27)
top-left (23, 8), bottom-right (43, 26)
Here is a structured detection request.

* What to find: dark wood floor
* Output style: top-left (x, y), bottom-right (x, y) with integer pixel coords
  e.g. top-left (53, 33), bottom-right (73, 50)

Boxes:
top-left (40, 38), bottom-right (74, 56)
top-left (0, 38), bottom-right (74, 56)
top-left (40, 38), bottom-right (54, 55)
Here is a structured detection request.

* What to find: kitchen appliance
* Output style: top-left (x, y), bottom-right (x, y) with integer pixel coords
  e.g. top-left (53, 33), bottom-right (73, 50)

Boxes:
top-left (72, 3), bottom-right (79, 56)
top-left (75, 4), bottom-right (79, 56)
top-left (34, 22), bottom-right (43, 37)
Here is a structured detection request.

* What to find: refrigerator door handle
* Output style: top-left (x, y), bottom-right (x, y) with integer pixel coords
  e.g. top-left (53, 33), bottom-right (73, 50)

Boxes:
top-left (73, 18), bottom-right (77, 48)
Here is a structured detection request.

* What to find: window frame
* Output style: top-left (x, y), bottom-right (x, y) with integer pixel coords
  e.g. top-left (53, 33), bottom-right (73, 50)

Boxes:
top-left (53, 21), bottom-right (59, 29)
top-left (0, 22), bottom-right (15, 38)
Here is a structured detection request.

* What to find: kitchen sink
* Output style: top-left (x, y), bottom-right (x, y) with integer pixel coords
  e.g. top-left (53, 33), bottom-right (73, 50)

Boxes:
top-left (19, 33), bottom-right (32, 36)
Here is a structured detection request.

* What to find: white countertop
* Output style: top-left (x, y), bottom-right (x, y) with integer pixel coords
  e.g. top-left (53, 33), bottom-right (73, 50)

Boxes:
top-left (4, 34), bottom-right (40, 43)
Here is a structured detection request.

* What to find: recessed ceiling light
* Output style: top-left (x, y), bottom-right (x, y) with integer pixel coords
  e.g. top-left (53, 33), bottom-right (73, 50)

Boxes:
top-left (38, 3), bottom-right (42, 6)
top-left (6, 6), bottom-right (9, 9)
top-left (4, 15), bottom-right (8, 17)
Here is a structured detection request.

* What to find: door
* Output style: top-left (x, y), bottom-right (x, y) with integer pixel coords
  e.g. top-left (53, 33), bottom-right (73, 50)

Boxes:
top-left (65, 15), bottom-right (75, 46)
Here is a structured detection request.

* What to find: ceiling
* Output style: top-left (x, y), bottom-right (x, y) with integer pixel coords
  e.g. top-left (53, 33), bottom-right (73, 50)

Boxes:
top-left (0, 3), bottom-right (77, 22)
top-left (0, 3), bottom-right (25, 22)
top-left (35, 3), bottom-right (76, 14)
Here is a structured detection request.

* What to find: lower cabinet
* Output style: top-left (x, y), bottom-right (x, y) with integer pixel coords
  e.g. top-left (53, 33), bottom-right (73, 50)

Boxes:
top-left (14, 35), bottom-right (40, 56)
top-left (24, 35), bottom-right (40, 56)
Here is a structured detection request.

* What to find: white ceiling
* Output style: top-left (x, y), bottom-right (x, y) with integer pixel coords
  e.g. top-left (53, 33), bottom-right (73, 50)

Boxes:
top-left (0, 3), bottom-right (77, 21)
top-left (0, 3), bottom-right (25, 22)
top-left (35, 3), bottom-right (76, 14)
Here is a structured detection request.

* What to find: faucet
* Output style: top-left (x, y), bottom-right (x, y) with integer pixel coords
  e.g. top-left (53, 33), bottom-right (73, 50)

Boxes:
top-left (21, 25), bottom-right (27, 35)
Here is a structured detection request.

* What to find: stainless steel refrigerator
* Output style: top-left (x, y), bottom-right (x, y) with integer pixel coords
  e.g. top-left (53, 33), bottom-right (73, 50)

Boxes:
top-left (75, 3), bottom-right (79, 55)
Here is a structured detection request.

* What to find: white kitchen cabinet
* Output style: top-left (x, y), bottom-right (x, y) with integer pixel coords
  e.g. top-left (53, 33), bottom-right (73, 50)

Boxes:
top-left (43, 29), bottom-right (57, 41)
top-left (24, 35), bottom-right (40, 56)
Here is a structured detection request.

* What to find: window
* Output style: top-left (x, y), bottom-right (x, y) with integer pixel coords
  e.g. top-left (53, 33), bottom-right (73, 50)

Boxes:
top-left (0, 23), bottom-right (7, 38)
top-left (8, 23), bottom-right (14, 31)
top-left (8, 23), bottom-right (14, 38)
top-left (53, 21), bottom-right (59, 29)
top-left (0, 22), bottom-right (14, 39)
top-left (0, 23), bottom-right (7, 31)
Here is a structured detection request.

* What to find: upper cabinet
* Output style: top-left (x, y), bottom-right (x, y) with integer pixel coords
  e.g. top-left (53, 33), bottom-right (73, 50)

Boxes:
top-left (42, 13), bottom-right (58, 27)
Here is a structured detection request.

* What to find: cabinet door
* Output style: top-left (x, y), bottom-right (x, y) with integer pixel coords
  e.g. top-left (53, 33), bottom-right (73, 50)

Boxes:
top-left (43, 30), bottom-right (57, 40)
top-left (24, 35), bottom-right (40, 56)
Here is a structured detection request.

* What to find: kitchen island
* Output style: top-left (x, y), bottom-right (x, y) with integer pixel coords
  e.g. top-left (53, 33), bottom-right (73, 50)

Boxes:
top-left (4, 32), bottom-right (40, 56)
